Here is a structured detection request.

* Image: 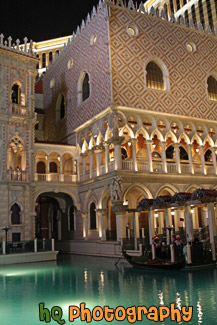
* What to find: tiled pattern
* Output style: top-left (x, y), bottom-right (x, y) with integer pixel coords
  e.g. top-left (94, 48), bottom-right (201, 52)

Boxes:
top-left (109, 6), bottom-right (217, 120)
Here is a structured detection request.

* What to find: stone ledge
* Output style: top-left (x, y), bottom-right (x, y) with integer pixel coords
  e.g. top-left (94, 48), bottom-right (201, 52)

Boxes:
top-left (0, 251), bottom-right (58, 265)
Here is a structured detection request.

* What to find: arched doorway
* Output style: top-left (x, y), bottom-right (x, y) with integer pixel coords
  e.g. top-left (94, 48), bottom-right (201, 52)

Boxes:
top-left (35, 192), bottom-right (75, 240)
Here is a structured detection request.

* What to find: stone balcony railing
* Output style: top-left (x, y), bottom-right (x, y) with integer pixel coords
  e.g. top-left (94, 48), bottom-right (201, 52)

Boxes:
top-left (7, 170), bottom-right (28, 182)
top-left (34, 159), bottom-right (217, 184)
top-left (11, 104), bottom-right (28, 117)
top-left (35, 173), bottom-right (77, 183)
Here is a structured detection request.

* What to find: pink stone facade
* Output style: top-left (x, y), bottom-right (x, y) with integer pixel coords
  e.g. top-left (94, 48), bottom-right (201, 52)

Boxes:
top-left (43, 6), bottom-right (112, 143)
top-left (109, 6), bottom-right (217, 119)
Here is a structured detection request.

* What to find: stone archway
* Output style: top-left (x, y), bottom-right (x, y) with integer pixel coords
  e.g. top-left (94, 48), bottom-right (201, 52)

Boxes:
top-left (35, 192), bottom-right (75, 240)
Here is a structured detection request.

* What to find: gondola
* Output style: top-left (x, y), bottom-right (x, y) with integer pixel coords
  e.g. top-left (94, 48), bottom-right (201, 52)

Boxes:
top-left (123, 251), bottom-right (186, 270)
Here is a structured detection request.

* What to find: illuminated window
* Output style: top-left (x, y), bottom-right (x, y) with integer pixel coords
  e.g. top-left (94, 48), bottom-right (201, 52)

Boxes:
top-left (207, 75), bottom-right (217, 101)
top-left (11, 83), bottom-right (21, 104)
top-left (127, 24), bottom-right (138, 37)
top-left (146, 62), bottom-right (164, 90)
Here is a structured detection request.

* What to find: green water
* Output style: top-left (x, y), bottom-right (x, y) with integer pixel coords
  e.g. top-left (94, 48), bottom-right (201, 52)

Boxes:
top-left (0, 254), bottom-right (217, 324)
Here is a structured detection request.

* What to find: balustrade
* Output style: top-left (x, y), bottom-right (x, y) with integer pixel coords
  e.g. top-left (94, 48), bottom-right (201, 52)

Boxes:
top-left (11, 104), bottom-right (27, 116)
top-left (7, 170), bottom-right (28, 182)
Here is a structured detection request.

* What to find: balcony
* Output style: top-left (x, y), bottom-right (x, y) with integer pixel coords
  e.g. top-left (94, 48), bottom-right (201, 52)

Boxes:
top-left (7, 170), bottom-right (28, 182)
top-left (35, 173), bottom-right (77, 183)
top-left (11, 104), bottom-right (27, 117)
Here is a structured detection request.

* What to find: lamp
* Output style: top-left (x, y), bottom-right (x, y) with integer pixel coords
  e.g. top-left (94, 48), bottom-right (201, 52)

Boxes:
top-left (153, 143), bottom-right (156, 149)
top-left (195, 148), bottom-right (199, 153)
top-left (154, 210), bottom-right (158, 218)
top-left (128, 142), bottom-right (131, 147)
top-left (171, 209), bottom-right (175, 216)
top-left (190, 206), bottom-right (194, 214)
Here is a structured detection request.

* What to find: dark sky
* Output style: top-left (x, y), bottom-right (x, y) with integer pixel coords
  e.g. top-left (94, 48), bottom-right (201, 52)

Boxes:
top-left (0, 0), bottom-right (144, 43)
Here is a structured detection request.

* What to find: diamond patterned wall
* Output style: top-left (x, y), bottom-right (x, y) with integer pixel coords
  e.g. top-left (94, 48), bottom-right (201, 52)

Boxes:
top-left (109, 6), bottom-right (217, 120)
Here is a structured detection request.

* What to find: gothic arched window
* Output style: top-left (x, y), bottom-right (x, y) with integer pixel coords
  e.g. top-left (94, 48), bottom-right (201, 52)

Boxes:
top-left (146, 62), bottom-right (164, 90)
top-left (56, 93), bottom-right (65, 121)
top-left (90, 202), bottom-right (96, 230)
top-left (11, 203), bottom-right (21, 224)
top-left (82, 73), bottom-right (90, 102)
top-left (207, 76), bottom-right (217, 101)
top-left (11, 84), bottom-right (21, 104)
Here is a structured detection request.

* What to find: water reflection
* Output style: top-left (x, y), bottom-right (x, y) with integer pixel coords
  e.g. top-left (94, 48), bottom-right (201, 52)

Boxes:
top-left (0, 255), bottom-right (216, 324)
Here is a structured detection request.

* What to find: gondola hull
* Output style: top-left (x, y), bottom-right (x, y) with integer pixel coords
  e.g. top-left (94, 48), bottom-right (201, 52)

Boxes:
top-left (123, 251), bottom-right (185, 270)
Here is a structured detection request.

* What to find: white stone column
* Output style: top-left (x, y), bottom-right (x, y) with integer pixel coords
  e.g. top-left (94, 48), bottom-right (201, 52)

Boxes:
top-left (76, 158), bottom-right (80, 182)
top-left (97, 209), bottom-right (107, 240)
top-left (185, 205), bottom-right (193, 243)
top-left (131, 139), bottom-right (138, 172)
top-left (187, 144), bottom-right (194, 174)
top-left (104, 142), bottom-right (109, 174)
top-left (207, 203), bottom-right (216, 260)
top-left (82, 213), bottom-right (88, 239)
top-left (199, 145), bottom-right (206, 174)
top-left (165, 208), bottom-right (171, 245)
top-left (95, 146), bottom-right (103, 177)
top-left (89, 150), bottom-right (93, 179)
top-left (160, 141), bottom-right (167, 173)
top-left (21, 152), bottom-right (26, 170)
top-left (112, 202), bottom-right (126, 241)
top-left (146, 140), bottom-right (153, 172)
top-left (81, 153), bottom-right (86, 179)
top-left (148, 210), bottom-right (154, 245)
top-left (211, 147), bottom-right (217, 175)
top-left (174, 143), bottom-right (181, 173)
top-left (112, 130), bottom-right (124, 171)
top-left (59, 156), bottom-right (64, 182)
top-left (46, 155), bottom-right (50, 181)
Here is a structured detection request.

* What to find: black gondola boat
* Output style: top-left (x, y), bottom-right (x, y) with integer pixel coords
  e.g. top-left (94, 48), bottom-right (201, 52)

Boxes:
top-left (123, 250), bottom-right (186, 270)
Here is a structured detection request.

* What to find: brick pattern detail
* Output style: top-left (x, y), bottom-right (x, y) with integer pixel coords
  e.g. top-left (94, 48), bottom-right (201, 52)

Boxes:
top-left (109, 6), bottom-right (217, 120)
top-left (43, 7), bottom-right (112, 143)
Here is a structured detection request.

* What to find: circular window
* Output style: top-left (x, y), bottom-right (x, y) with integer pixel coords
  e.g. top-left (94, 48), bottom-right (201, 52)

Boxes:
top-left (127, 24), bottom-right (138, 37)
top-left (50, 79), bottom-right (55, 89)
top-left (90, 34), bottom-right (97, 46)
top-left (186, 42), bottom-right (196, 53)
top-left (67, 58), bottom-right (73, 70)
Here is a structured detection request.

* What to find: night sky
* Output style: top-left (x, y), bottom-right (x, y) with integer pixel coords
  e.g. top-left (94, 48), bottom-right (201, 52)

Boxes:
top-left (0, 0), bottom-right (144, 43)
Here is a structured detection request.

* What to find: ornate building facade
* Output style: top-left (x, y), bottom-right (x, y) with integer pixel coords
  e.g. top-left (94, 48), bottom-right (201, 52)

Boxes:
top-left (1, 0), bottom-right (217, 256)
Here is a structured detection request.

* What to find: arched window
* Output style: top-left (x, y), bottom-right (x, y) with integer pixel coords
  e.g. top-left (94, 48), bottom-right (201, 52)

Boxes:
top-left (191, 5), bottom-right (197, 26)
top-left (163, 3), bottom-right (168, 18)
top-left (82, 73), bottom-right (90, 102)
top-left (198, 0), bottom-right (205, 28)
top-left (166, 145), bottom-right (175, 159)
top-left (11, 203), bottom-right (21, 224)
top-left (42, 53), bottom-right (46, 68)
top-left (121, 147), bottom-right (128, 160)
top-left (69, 206), bottom-right (75, 231)
top-left (176, 0), bottom-right (180, 10)
top-left (50, 162), bottom-right (57, 173)
top-left (205, 149), bottom-right (212, 162)
top-left (37, 161), bottom-right (46, 174)
top-left (56, 93), bottom-right (65, 121)
top-left (55, 50), bottom-right (59, 58)
top-left (146, 62), bottom-right (164, 90)
top-left (206, 0), bottom-right (213, 31)
top-left (169, 0), bottom-right (174, 13)
top-left (49, 51), bottom-right (53, 63)
top-left (180, 147), bottom-right (188, 160)
top-left (11, 84), bottom-right (21, 104)
top-left (152, 151), bottom-right (161, 159)
top-left (184, 10), bottom-right (189, 26)
top-left (90, 202), bottom-right (96, 230)
top-left (207, 75), bottom-right (217, 101)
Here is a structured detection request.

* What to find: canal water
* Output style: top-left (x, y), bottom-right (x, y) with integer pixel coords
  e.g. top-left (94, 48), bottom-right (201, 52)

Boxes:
top-left (0, 254), bottom-right (217, 324)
